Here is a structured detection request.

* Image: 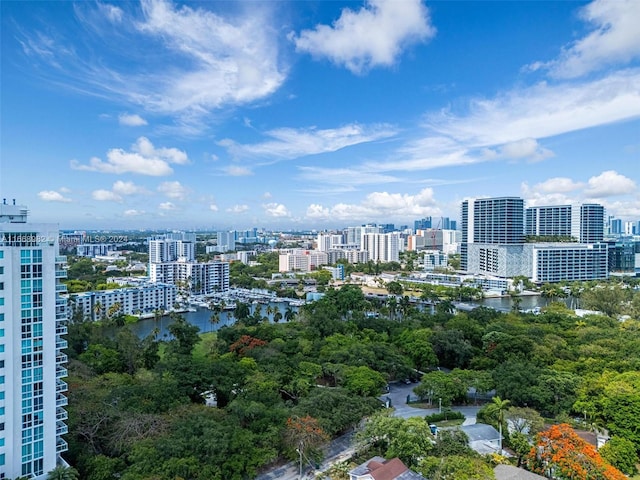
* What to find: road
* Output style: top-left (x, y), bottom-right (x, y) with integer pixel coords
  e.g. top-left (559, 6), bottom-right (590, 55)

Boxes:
top-left (256, 382), bottom-right (481, 479)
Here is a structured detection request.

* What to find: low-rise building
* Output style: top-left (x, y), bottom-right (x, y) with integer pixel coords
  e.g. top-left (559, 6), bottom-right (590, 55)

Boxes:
top-left (69, 282), bottom-right (177, 320)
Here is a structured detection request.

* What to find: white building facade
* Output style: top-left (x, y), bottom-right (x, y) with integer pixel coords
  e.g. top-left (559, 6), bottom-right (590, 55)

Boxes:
top-left (0, 205), bottom-right (68, 478)
top-left (149, 261), bottom-right (229, 294)
top-left (70, 283), bottom-right (177, 320)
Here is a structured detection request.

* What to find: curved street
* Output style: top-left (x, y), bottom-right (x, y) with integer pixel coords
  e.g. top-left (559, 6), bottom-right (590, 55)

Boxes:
top-left (256, 381), bottom-right (482, 479)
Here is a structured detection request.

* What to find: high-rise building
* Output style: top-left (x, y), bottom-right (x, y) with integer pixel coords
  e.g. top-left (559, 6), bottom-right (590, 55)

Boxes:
top-left (525, 203), bottom-right (604, 243)
top-left (0, 204), bottom-right (69, 478)
top-left (361, 232), bottom-right (401, 263)
top-left (460, 197), bottom-right (524, 270)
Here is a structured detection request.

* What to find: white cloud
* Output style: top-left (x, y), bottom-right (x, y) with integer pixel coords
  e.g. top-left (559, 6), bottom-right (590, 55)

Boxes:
top-left (291, 0), bottom-right (435, 74)
top-left (98, 3), bottom-right (124, 23)
top-left (219, 123), bottom-right (397, 162)
top-left (263, 191), bottom-right (272, 199)
top-left (209, 203), bottom-right (219, 212)
top-left (305, 187), bottom-right (438, 221)
top-left (227, 204), bottom-right (249, 214)
top-left (118, 113), bottom-right (148, 126)
top-left (59, 187), bottom-right (71, 193)
top-left (134, 0), bottom-right (285, 121)
top-left (425, 70), bottom-right (640, 148)
top-left (158, 201), bottom-right (177, 210)
top-left (112, 180), bottom-right (147, 196)
top-left (298, 166), bottom-right (400, 186)
top-left (531, 177), bottom-right (584, 194)
top-left (71, 137), bottom-right (188, 176)
top-left (222, 165), bottom-right (253, 176)
top-left (484, 138), bottom-right (554, 162)
top-left (528, 0), bottom-right (640, 79)
top-left (157, 181), bottom-right (188, 200)
top-left (585, 170), bottom-right (636, 197)
top-left (19, 0), bottom-right (286, 132)
top-left (37, 190), bottom-right (71, 202)
top-left (263, 202), bottom-right (290, 217)
top-left (92, 189), bottom-right (122, 202)
top-left (123, 209), bottom-right (145, 216)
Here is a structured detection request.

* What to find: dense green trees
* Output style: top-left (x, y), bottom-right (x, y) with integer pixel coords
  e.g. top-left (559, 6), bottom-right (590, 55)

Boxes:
top-left (62, 282), bottom-right (640, 479)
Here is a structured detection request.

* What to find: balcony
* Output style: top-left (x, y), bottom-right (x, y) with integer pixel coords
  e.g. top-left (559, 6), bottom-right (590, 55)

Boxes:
top-left (56, 420), bottom-right (68, 436)
top-left (56, 297), bottom-right (67, 306)
top-left (56, 379), bottom-right (68, 393)
top-left (56, 407), bottom-right (68, 421)
top-left (56, 338), bottom-right (68, 350)
top-left (55, 255), bottom-right (67, 263)
top-left (56, 325), bottom-right (68, 335)
top-left (56, 366), bottom-right (68, 378)
top-left (56, 284), bottom-right (68, 293)
top-left (55, 270), bottom-right (67, 279)
top-left (56, 393), bottom-right (68, 407)
top-left (56, 438), bottom-right (68, 453)
top-left (56, 353), bottom-right (68, 364)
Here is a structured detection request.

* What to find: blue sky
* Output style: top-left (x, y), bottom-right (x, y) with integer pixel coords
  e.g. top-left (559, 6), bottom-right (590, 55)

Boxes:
top-left (1, 0), bottom-right (639, 230)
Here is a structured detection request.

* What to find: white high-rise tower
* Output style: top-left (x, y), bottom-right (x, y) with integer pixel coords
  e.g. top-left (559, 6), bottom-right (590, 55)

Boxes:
top-left (0, 203), bottom-right (69, 478)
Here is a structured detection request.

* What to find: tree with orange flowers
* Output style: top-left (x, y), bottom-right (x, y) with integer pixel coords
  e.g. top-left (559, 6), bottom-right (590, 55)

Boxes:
top-left (525, 423), bottom-right (626, 480)
top-left (284, 415), bottom-right (329, 477)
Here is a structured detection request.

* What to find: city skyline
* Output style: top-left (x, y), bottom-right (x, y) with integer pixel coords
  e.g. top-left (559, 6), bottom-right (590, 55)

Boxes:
top-left (1, 0), bottom-right (639, 230)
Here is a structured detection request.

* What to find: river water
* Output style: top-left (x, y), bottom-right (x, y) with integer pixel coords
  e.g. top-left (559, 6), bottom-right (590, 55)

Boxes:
top-left (125, 294), bottom-right (574, 339)
top-left (126, 301), bottom-right (296, 339)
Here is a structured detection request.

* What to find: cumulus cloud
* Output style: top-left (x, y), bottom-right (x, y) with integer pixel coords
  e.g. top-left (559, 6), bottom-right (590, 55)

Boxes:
top-left (531, 177), bottom-right (584, 194)
top-left (112, 180), bottom-right (148, 195)
top-left (38, 190), bottom-right (71, 202)
top-left (263, 202), bottom-right (290, 217)
top-left (227, 204), bottom-right (249, 214)
top-left (71, 137), bottom-right (188, 176)
top-left (92, 189), bottom-right (122, 202)
top-left (305, 187), bottom-right (438, 221)
top-left (291, 0), bottom-right (435, 74)
top-left (527, 0), bottom-right (640, 79)
top-left (585, 170), bottom-right (636, 197)
top-left (118, 113), bottom-right (148, 126)
top-left (157, 181), bottom-right (188, 200)
top-left (219, 123), bottom-right (397, 163)
top-left (209, 203), bottom-right (219, 212)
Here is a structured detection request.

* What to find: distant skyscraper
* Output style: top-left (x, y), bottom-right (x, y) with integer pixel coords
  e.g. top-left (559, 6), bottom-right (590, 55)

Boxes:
top-left (0, 204), bottom-right (69, 478)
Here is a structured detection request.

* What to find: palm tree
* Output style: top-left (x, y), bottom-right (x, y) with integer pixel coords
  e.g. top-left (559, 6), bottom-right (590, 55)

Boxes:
top-left (273, 311), bottom-right (283, 323)
top-left (47, 465), bottom-right (80, 480)
top-left (210, 312), bottom-right (220, 332)
top-left (284, 306), bottom-right (295, 322)
top-left (92, 301), bottom-right (104, 321)
top-left (485, 396), bottom-right (511, 455)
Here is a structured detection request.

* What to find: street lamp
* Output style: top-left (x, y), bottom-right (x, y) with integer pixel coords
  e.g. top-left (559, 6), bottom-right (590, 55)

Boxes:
top-left (439, 398), bottom-right (442, 413)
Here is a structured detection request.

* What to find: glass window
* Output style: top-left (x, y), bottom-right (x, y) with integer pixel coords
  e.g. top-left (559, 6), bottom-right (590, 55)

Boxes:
top-left (0, 250), bottom-right (4, 258)
top-left (32, 250), bottom-right (42, 263)
top-left (21, 250), bottom-right (31, 264)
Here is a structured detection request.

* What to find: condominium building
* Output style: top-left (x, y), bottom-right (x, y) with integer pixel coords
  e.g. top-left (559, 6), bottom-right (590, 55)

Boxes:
top-left (148, 233), bottom-right (195, 263)
top-left (69, 283), bottom-right (177, 321)
top-left (361, 232), bottom-right (401, 263)
top-left (460, 197), bottom-right (525, 270)
top-left (76, 243), bottom-right (115, 258)
top-left (0, 204), bottom-right (68, 478)
top-left (526, 203), bottom-right (604, 243)
top-left (316, 233), bottom-right (344, 252)
top-left (461, 197), bottom-right (607, 283)
top-left (149, 261), bottom-right (229, 294)
top-left (278, 250), bottom-right (328, 273)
